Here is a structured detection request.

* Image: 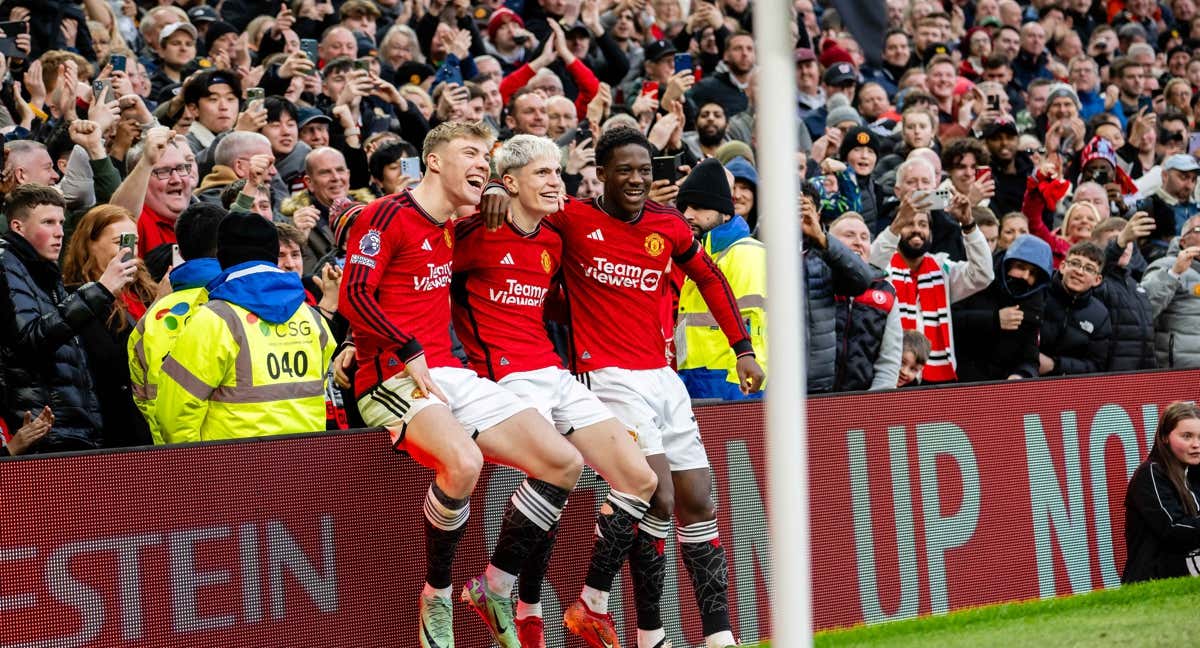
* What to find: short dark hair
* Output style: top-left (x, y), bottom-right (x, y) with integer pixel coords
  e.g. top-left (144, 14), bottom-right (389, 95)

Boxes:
top-left (942, 137), bottom-right (990, 169)
top-left (595, 127), bottom-right (652, 168)
top-left (983, 53), bottom-right (1011, 70)
top-left (276, 222), bottom-right (308, 248)
top-left (369, 140), bottom-right (418, 182)
top-left (175, 202), bottom-right (228, 261)
top-left (322, 56), bottom-right (355, 79)
top-left (1066, 241), bottom-right (1105, 268)
top-left (182, 68), bottom-right (244, 107)
top-left (264, 96), bottom-right (299, 124)
top-left (6, 183), bottom-right (65, 223)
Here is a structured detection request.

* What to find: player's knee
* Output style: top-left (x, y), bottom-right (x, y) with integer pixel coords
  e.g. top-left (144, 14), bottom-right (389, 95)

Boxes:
top-left (554, 446), bottom-right (585, 488)
top-left (647, 489), bottom-right (674, 520)
top-left (675, 494), bottom-right (716, 525)
top-left (443, 442), bottom-right (484, 491)
top-left (631, 465), bottom-right (659, 502)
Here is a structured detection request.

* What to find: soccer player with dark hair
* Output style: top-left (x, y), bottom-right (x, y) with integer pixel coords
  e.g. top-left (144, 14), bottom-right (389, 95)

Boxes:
top-left (338, 121), bottom-right (583, 648)
top-left (454, 134), bottom-right (660, 648)
top-left (486, 127), bottom-right (764, 648)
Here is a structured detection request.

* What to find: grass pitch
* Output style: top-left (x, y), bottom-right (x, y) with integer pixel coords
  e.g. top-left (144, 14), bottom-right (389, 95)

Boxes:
top-left (752, 576), bottom-right (1200, 648)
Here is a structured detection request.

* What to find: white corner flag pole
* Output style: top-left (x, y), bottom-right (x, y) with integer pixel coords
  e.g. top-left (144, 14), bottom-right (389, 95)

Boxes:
top-left (753, 1), bottom-right (811, 646)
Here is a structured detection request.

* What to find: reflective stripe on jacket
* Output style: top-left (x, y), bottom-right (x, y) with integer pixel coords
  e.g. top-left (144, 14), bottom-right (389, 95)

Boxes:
top-left (128, 286), bottom-right (209, 444)
top-left (675, 233), bottom-right (767, 398)
top-left (155, 299), bottom-right (335, 443)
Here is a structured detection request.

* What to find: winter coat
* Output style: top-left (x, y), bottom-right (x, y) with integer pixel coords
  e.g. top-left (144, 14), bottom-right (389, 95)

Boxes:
top-left (1141, 238), bottom-right (1200, 368)
top-left (833, 270), bottom-right (902, 392)
top-left (1095, 240), bottom-right (1156, 371)
top-left (805, 235), bottom-right (875, 393)
top-left (0, 231), bottom-right (113, 450)
top-left (1039, 274), bottom-right (1113, 375)
top-left (1122, 456), bottom-right (1200, 584)
top-left (953, 234), bottom-right (1053, 381)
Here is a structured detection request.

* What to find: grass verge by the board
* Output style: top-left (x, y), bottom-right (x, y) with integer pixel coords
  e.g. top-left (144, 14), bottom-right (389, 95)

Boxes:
top-left (752, 576), bottom-right (1200, 648)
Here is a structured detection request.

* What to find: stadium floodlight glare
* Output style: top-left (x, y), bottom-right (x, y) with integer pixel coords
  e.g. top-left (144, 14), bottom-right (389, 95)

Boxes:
top-left (754, 0), bottom-right (812, 645)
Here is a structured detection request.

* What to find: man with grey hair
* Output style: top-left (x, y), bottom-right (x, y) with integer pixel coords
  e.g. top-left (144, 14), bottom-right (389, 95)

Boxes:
top-left (454, 133), bottom-right (660, 647)
top-left (195, 132), bottom-right (276, 206)
top-left (880, 156), bottom-right (972, 260)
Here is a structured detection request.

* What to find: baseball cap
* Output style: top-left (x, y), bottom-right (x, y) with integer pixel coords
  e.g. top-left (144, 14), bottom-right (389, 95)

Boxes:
top-left (1163, 154), bottom-right (1200, 173)
top-left (822, 62), bottom-right (856, 86)
top-left (795, 48), bottom-right (816, 63)
top-left (982, 117), bottom-right (1019, 138)
top-left (644, 40), bottom-right (677, 62)
top-left (159, 22), bottom-right (198, 46)
top-left (187, 5), bottom-right (219, 24)
top-left (297, 107), bottom-right (333, 128)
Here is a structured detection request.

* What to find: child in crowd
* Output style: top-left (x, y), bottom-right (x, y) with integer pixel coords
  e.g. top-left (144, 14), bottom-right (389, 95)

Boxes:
top-left (898, 330), bottom-right (931, 387)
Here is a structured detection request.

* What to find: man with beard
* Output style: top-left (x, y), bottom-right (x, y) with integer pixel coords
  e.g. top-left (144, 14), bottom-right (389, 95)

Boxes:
top-left (952, 234), bottom-right (1053, 381)
top-left (674, 158), bottom-right (767, 400)
top-left (683, 101), bottom-right (729, 160)
top-left (870, 171), bottom-right (994, 383)
top-left (689, 31), bottom-right (755, 118)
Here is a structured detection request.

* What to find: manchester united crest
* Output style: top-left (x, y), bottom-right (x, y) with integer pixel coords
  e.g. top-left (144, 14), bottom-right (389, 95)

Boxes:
top-left (443, 228), bottom-right (453, 248)
top-left (644, 233), bottom-right (665, 257)
top-left (540, 249), bottom-right (552, 273)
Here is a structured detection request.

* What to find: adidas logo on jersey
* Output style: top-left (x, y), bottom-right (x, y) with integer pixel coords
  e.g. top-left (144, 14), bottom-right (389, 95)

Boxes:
top-left (587, 229), bottom-right (605, 241)
top-left (421, 239), bottom-right (432, 251)
top-left (500, 253), bottom-right (515, 265)
top-left (581, 351), bottom-right (592, 360)
top-left (500, 357), bottom-right (510, 365)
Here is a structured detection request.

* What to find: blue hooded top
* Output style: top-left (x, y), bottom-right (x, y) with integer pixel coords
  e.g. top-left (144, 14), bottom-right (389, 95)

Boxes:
top-left (706, 214), bottom-right (752, 255)
top-left (169, 257), bottom-right (222, 291)
top-left (205, 261), bottom-right (307, 323)
top-left (1001, 234), bottom-right (1053, 299)
top-left (725, 156), bottom-right (758, 187)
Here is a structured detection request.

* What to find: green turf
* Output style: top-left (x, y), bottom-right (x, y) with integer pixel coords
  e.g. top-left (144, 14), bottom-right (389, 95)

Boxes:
top-left (749, 576), bottom-right (1200, 648)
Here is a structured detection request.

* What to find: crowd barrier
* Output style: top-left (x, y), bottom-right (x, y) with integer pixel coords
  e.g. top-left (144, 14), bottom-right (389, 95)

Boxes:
top-left (2, 369), bottom-right (1196, 647)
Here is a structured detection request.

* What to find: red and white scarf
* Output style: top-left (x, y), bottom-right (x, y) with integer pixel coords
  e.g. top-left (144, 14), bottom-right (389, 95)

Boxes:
top-left (888, 253), bottom-right (957, 383)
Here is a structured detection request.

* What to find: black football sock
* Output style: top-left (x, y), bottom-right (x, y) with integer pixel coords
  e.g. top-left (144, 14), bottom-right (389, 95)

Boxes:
top-left (678, 519), bottom-right (731, 636)
top-left (629, 513), bottom-right (670, 630)
top-left (423, 482), bottom-right (470, 591)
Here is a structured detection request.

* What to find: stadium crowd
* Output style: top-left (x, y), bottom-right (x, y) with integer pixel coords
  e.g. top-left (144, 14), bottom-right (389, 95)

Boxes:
top-left (3, 0), bottom-right (1200, 641)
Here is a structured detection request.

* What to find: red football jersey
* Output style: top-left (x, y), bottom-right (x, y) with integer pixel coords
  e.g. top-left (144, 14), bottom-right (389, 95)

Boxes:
top-left (451, 215), bottom-right (563, 380)
top-left (339, 190), bottom-right (460, 396)
top-left (547, 197), bottom-right (752, 373)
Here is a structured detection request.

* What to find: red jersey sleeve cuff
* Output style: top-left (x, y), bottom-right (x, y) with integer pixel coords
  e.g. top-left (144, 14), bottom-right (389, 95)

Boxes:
top-left (400, 340), bottom-right (425, 364)
top-left (733, 340), bottom-right (754, 357)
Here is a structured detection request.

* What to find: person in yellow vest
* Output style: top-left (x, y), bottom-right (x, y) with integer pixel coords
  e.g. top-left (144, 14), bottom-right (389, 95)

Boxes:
top-left (155, 210), bottom-right (335, 442)
top-left (128, 203), bottom-right (227, 443)
top-left (675, 158), bottom-right (768, 399)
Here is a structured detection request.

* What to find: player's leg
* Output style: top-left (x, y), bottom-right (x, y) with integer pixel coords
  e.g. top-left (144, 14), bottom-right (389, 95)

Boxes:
top-left (631, 453), bottom-right (674, 648)
top-left (359, 379), bottom-right (482, 648)
top-left (660, 372), bottom-right (736, 648)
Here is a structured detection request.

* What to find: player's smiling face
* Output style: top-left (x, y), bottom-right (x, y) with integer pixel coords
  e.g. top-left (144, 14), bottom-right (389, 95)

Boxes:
top-left (505, 154), bottom-right (563, 218)
top-left (598, 143), bottom-right (651, 218)
top-left (436, 137), bottom-right (492, 208)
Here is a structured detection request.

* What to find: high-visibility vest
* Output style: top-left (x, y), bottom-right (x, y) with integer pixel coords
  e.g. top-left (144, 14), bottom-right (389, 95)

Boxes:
top-left (155, 299), bottom-right (335, 443)
top-left (675, 236), bottom-right (768, 394)
top-left (128, 286), bottom-right (210, 444)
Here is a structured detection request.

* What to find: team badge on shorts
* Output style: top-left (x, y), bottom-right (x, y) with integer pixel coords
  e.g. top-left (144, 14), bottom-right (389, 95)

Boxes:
top-left (540, 250), bottom-right (552, 273)
top-left (412, 387), bottom-right (426, 399)
top-left (359, 229), bottom-right (383, 256)
top-left (644, 233), bottom-right (665, 257)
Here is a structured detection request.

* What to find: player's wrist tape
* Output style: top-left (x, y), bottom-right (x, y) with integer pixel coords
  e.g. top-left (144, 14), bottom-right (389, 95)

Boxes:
top-left (732, 339), bottom-right (755, 357)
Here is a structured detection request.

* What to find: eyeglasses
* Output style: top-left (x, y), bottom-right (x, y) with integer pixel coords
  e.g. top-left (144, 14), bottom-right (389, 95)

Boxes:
top-left (150, 163), bottom-right (192, 180)
top-left (1021, 147), bottom-right (1046, 155)
top-left (1063, 258), bottom-right (1100, 275)
top-left (1183, 226), bottom-right (1200, 236)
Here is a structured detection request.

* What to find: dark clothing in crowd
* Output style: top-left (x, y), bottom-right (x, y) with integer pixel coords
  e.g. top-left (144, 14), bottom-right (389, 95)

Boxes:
top-left (1039, 274), bottom-right (1113, 375)
top-left (804, 235), bottom-right (874, 393)
top-left (832, 272), bottom-right (896, 391)
top-left (1122, 457), bottom-right (1200, 583)
top-left (1095, 240), bottom-right (1157, 372)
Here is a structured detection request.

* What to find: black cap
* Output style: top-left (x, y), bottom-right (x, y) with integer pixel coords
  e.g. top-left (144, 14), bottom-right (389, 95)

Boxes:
top-left (677, 158), bottom-right (734, 216)
top-left (981, 117), bottom-right (1019, 138)
top-left (188, 5), bottom-right (219, 23)
top-left (823, 62), bottom-right (856, 86)
top-left (644, 40), bottom-right (677, 62)
top-left (204, 20), bottom-right (238, 53)
top-left (394, 61), bottom-right (435, 86)
top-left (922, 42), bottom-right (951, 61)
top-left (839, 126), bottom-right (881, 159)
top-left (217, 211), bottom-right (280, 269)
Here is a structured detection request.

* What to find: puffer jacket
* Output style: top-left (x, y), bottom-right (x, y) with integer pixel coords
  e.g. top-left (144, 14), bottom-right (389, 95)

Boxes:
top-left (1040, 274), bottom-right (1113, 375)
top-left (0, 231), bottom-right (114, 450)
top-left (1096, 240), bottom-right (1157, 371)
top-left (805, 234), bottom-right (875, 393)
top-left (952, 235), bottom-right (1053, 381)
top-left (832, 270), bottom-right (901, 392)
top-left (1141, 238), bottom-right (1200, 368)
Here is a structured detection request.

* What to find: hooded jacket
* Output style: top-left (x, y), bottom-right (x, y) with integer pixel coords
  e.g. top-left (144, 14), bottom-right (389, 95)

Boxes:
top-left (805, 235), bottom-right (875, 393)
top-left (1040, 271), bottom-right (1113, 375)
top-left (154, 261), bottom-right (335, 443)
top-left (1141, 237), bottom-right (1200, 368)
top-left (725, 156), bottom-right (759, 234)
top-left (952, 234), bottom-right (1053, 381)
top-left (0, 230), bottom-right (113, 450)
top-left (1095, 239), bottom-right (1156, 371)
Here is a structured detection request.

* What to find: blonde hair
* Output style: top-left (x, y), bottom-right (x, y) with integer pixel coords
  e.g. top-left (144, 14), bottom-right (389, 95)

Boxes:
top-left (421, 121), bottom-right (495, 163)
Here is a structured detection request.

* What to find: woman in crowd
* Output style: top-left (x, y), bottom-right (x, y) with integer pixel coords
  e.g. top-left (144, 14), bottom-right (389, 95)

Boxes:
top-left (1124, 401), bottom-right (1200, 583)
top-left (61, 205), bottom-right (157, 447)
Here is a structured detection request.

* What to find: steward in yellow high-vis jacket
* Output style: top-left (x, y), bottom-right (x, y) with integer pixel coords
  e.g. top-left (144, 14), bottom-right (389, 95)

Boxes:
top-left (128, 204), bottom-right (228, 444)
top-left (674, 159), bottom-right (768, 400)
top-left (155, 212), bottom-right (335, 442)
